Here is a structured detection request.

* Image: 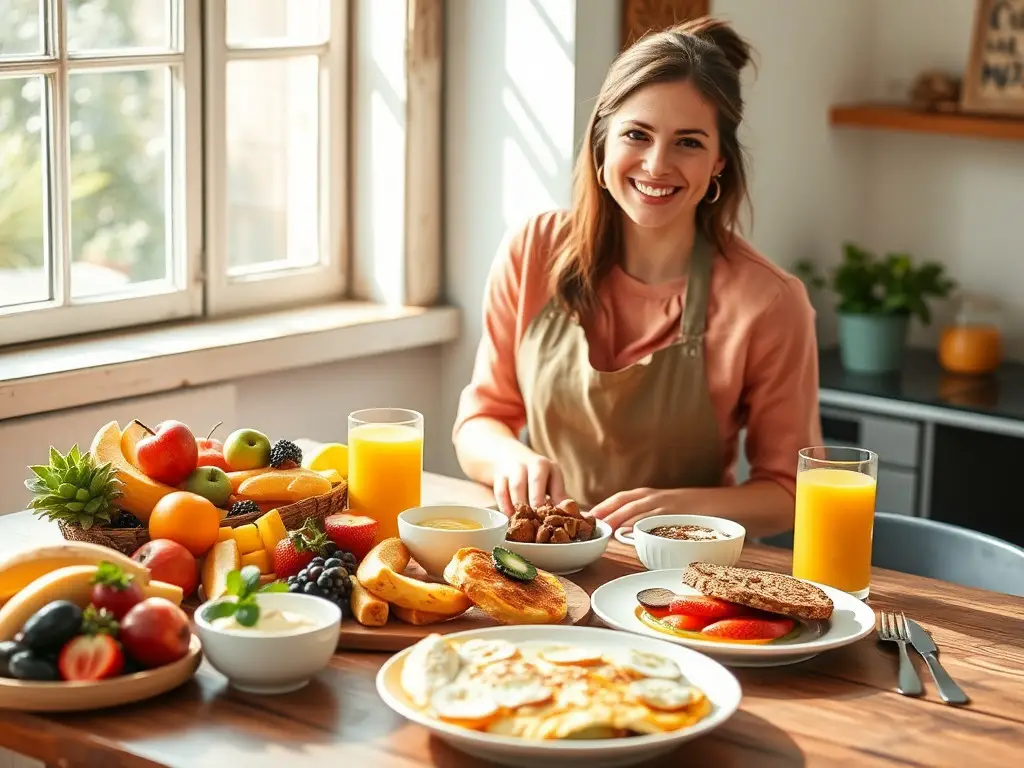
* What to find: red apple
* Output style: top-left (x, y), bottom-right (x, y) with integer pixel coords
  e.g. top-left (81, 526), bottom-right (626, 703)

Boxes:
top-left (195, 421), bottom-right (230, 471)
top-left (130, 539), bottom-right (199, 598)
top-left (132, 419), bottom-right (198, 486)
top-left (119, 598), bottom-right (192, 668)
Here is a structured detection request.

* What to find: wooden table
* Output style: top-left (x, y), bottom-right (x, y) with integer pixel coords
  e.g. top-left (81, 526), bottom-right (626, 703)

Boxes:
top-left (2, 472), bottom-right (1023, 767)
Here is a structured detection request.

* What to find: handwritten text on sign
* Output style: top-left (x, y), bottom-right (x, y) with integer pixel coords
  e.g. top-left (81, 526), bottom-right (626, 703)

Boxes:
top-left (977, 0), bottom-right (1024, 98)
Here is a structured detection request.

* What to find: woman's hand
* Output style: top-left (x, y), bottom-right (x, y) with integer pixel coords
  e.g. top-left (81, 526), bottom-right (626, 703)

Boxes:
top-left (589, 487), bottom-right (681, 531)
top-left (492, 455), bottom-right (568, 516)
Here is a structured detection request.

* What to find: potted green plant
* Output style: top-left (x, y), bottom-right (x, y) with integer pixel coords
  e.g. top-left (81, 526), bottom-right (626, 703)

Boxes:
top-left (795, 243), bottom-right (956, 374)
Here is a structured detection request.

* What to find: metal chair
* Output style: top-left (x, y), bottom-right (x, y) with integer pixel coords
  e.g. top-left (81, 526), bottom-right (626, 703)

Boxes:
top-left (760, 513), bottom-right (1024, 597)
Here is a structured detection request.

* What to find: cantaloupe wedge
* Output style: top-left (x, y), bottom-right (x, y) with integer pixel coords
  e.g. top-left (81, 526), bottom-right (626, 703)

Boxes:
top-left (90, 421), bottom-right (177, 523)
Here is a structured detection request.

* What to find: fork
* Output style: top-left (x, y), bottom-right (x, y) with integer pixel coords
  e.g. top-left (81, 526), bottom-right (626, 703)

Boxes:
top-left (877, 611), bottom-right (923, 696)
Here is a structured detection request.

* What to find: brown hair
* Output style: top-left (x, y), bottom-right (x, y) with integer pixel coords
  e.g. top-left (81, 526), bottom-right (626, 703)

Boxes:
top-left (551, 16), bottom-right (754, 318)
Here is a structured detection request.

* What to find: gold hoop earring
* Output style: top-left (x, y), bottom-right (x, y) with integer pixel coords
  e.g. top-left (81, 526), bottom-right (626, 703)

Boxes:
top-left (705, 175), bottom-right (722, 204)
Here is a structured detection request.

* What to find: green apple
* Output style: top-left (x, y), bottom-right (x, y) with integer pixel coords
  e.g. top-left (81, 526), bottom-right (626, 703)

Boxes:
top-left (183, 466), bottom-right (232, 507)
top-left (223, 428), bottom-right (272, 471)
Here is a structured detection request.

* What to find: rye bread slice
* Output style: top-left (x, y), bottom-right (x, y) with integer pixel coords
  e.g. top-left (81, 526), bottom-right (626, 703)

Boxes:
top-left (681, 562), bottom-right (834, 621)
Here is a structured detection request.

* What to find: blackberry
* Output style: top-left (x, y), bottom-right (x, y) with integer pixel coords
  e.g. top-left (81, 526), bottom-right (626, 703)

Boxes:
top-left (109, 511), bottom-right (143, 529)
top-left (269, 439), bottom-right (302, 469)
top-left (287, 561), bottom-right (352, 615)
top-left (228, 499), bottom-right (261, 517)
top-left (321, 541), bottom-right (358, 571)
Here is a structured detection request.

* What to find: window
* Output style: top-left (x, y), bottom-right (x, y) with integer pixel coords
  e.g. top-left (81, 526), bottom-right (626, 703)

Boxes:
top-left (0, 0), bottom-right (346, 347)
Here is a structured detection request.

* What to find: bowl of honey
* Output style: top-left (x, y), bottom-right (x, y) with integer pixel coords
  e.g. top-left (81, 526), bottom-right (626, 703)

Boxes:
top-left (398, 504), bottom-right (509, 578)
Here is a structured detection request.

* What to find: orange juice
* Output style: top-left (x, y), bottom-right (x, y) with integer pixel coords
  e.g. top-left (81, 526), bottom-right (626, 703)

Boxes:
top-left (348, 423), bottom-right (423, 541)
top-left (792, 467), bottom-right (876, 595)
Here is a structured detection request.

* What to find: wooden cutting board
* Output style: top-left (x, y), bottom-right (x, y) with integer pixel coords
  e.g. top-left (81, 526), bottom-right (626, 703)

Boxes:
top-left (338, 564), bottom-right (592, 652)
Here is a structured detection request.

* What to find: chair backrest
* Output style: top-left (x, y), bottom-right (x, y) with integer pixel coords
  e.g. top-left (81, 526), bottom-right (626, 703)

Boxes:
top-left (760, 513), bottom-right (1024, 597)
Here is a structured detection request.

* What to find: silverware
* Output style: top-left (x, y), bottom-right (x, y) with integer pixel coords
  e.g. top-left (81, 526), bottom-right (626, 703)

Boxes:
top-left (876, 611), bottom-right (923, 696)
top-left (906, 618), bottom-right (970, 705)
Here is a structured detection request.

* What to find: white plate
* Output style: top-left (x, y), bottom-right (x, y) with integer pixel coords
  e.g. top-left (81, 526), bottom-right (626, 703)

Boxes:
top-left (375, 624), bottom-right (742, 768)
top-left (590, 569), bottom-right (876, 668)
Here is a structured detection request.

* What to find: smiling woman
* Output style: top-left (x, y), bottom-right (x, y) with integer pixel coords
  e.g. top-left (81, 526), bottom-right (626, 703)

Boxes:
top-left (452, 16), bottom-right (823, 539)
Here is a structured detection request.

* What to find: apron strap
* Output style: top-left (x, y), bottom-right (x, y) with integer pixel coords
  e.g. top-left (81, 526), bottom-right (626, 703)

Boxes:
top-left (679, 233), bottom-right (714, 354)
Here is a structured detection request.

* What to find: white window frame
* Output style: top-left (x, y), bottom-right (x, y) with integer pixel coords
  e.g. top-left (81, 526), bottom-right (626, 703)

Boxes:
top-left (0, 0), bottom-right (203, 348)
top-left (202, 0), bottom-right (348, 316)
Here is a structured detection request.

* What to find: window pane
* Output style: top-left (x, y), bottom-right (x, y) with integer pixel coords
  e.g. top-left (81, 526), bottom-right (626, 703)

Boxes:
top-left (0, 0), bottom-right (43, 57)
top-left (0, 75), bottom-right (49, 308)
top-left (226, 57), bottom-right (320, 271)
top-left (67, 0), bottom-right (172, 53)
top-left (69, 68), bottom-right (169, 298)
top-left (226, 0), bottom-right (329, 47)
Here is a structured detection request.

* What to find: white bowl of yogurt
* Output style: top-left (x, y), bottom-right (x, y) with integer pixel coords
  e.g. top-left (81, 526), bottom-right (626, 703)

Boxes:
top-left (194, 592), bottom-right (341, 694)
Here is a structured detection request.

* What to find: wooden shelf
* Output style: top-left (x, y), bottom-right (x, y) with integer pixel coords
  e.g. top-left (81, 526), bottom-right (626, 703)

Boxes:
top-left (829, 103), bottom-right (1024, 142)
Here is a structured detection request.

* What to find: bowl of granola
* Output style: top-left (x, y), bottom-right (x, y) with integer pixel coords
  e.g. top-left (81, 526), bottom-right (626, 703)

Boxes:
top-left (500, 499), bottom-right (612, 575)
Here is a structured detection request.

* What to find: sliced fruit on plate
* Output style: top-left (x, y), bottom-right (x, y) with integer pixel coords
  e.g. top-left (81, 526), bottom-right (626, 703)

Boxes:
top-left (430, 681), bottom-right (500, 722)
top-left (538, 645), bottom-right (604, 666)
top-left (492, 547), bottom-right (537, 583)
top-left (456, 638), bottom-right (519, 666)
top-left (660, 613), bottom-right (712, 632)
top-left (58, 633), bottom-right (125, 682)
top-left (700, 616), bottom-right (796, 641)
top-left (613, 647), bottom-right (682, 679)
top-left (627, 678), bottom-right (700, 712)
top-left (668, 595), bottom-right (746, 620)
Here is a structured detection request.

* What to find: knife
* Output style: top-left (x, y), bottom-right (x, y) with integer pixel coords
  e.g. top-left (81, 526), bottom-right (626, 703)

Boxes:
top-left (906, 619), bottom-right (970, 705)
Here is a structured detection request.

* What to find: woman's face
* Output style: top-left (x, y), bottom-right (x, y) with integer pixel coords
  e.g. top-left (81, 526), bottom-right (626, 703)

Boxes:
top-left (601, 79), bottom-right (725, 231)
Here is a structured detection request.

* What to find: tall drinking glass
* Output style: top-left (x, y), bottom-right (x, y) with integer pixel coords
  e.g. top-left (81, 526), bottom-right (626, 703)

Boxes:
top-left (792, 446), bottom-right (877, 600)
top-left (348, 408), bottom-right (424, 542)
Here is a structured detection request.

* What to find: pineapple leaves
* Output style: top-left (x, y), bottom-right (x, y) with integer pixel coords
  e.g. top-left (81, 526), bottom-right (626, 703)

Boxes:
top-left (25, 445), bottom-right (123, 528)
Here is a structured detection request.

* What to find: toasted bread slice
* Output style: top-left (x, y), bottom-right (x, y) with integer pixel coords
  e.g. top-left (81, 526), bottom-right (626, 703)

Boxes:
top-left (681, 562), bottom-right (834, 621)
top-left (443, 547), bottom-right (567, 625)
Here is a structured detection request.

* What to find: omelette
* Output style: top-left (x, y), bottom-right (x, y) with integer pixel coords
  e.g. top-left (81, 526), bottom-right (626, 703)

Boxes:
top-left (399, 634), bottom-right (712, 740)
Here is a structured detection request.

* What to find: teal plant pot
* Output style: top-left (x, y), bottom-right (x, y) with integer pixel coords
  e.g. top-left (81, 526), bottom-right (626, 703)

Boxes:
top-left (837, 313), bottom-right (910, 374)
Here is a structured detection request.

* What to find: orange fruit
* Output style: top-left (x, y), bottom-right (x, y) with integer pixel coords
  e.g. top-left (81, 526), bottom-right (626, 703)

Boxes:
top-left (148, 491), bottom-right (221, 557)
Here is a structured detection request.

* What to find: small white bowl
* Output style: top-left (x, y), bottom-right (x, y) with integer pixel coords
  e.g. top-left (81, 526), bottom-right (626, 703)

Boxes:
top-left (194, 592), bottom-right (341, 695)
top-left (398, 505), bottom-right (509, 578)
top-left (614, 515), bottom-right (745, 571)
top-left (501, 519), bottom-right (612, 575)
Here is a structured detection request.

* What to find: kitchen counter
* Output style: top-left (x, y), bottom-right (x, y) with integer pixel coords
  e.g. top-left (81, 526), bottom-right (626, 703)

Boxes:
top-left (818, 347), bottom-right (1024, 437)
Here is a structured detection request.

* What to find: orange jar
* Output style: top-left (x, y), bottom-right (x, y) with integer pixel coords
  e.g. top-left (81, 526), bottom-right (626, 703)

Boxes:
top-left (938, 296), bottom-right (1004, 375)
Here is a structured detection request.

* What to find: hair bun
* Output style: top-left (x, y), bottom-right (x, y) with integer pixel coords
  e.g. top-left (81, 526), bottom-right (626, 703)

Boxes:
top-left (673, 15), bottom-right (752, 73)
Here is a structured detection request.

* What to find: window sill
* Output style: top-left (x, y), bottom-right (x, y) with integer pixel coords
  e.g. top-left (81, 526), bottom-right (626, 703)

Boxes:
top-left (0, 302), bottom-right (461, 420)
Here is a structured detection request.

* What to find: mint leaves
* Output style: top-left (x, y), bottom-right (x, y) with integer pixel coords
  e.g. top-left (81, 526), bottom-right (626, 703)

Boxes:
top-left (200, 565), bottom-right (288, 627)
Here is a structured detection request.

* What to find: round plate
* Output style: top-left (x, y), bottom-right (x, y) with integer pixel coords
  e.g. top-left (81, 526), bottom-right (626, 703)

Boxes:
top-left (376, 624), bottom-right (741, 768)
top-left (0, 634), bottom-right (202, 712)
top-left (590, 569), bottom-right (875, 668)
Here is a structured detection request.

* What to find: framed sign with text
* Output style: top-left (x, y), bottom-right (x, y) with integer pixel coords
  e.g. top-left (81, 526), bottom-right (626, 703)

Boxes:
top-left (961, 0), bottom-right (1024, 115)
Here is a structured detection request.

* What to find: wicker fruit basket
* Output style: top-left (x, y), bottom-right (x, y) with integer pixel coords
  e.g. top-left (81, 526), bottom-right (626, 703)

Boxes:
top-left (56, 481), bottom-right (349, 557)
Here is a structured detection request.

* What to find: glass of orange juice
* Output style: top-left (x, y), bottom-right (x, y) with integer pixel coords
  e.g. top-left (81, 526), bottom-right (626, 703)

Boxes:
top-left (792, 446), bottom-right (877, 600)
top-left (348, 408), bottom-right (424, 542)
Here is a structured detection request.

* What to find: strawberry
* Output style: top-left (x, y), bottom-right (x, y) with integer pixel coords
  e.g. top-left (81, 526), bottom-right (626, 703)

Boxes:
top-left (58, 634), bottom-right (124, 681)
top-left (660, 613), bottom-right (712, 632)
top-left (668, 595), bottom-right (746, 620)
top-left (700, 616), bottom-right (796, 641)
top-left (272, 518), bottom-right (330, 579)
top-left (323, 513), bottom-right (379, 561)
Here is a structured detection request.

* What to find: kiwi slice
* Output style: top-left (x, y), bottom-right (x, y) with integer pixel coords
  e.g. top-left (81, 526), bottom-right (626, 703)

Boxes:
top-left (492, 547), bottom-right (537, 582)
top-left (636, 588), bottom-right (677, 609)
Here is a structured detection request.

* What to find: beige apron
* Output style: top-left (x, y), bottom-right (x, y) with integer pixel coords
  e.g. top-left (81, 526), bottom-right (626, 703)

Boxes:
top-left (516, 234), bottom-right (723, 508)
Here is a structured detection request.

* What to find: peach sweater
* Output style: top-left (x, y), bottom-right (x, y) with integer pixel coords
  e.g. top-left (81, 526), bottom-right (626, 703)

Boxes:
top-left (452, 211), bottom-right (823, 497)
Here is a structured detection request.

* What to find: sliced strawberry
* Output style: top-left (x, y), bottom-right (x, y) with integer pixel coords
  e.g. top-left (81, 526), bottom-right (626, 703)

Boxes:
top-left (700, 616), bottom-right (796, 641)
top-left (660, 613), bottom-right (712, 632)
top-left (58, 634), bottom-right (124, 681)
top-left (644, 606), bottom-right (674, 619)
top-left (323, 513), bottom-right (379, 561)
top-left (668, 595), bottom-right (746, 620)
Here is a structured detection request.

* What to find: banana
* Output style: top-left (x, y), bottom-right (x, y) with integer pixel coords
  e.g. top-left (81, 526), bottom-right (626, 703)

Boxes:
top-left (537, 645), bottom-right (605, 666)
top-left (0, 564), bottom-right (178, 642)
top-left (0, 542), bottom-right (151, 605)
top-left (357, 538), bottom-right (472, 616)
top-left (612, 648), bottom-right (682, 680)
top-left (455, 638), bottom-right (519, 666)
top-left (627, 678), bottom-right (699, 711)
